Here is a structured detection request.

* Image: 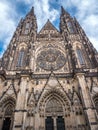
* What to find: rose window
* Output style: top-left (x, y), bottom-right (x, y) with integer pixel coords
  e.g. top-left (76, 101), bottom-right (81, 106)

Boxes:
top-left (37, 48), bottom-right (66, 71)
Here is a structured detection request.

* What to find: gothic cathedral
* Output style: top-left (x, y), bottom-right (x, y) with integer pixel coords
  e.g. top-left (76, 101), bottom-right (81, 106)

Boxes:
top-left (0, 6), bottom-right (98, 130)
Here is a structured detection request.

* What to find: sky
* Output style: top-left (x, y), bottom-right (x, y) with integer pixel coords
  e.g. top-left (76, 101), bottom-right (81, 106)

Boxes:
top-left (0, 0), bottom-right (98, 57)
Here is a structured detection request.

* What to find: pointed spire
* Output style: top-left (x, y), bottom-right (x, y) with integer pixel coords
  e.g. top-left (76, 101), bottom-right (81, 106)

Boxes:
top-left (61, 6), bottom-right (65, 15)
top-left (26, 6), bottom-right (35, 18)
top-left (29, 6), bottom-right (34, 15)
top-left (61, 6), bottom-right (70, 16)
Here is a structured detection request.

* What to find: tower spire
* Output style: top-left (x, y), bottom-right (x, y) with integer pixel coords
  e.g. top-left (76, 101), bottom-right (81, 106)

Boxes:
top-left (26, 6), bottom-right (35, 18)
top-left (61, 6), bottom-right (70, 17)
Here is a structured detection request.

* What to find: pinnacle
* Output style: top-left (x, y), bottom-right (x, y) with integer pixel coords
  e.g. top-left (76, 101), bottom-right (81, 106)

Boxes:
top-left (26, 6), bottom-right (35, 18)
top-left (61, 6), bottom-right (70, 16)
top-left (29, 6), bottom-right (34, 14)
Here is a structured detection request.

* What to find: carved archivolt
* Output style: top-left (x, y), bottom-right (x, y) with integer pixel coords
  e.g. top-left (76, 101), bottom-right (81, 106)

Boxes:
top-left (93, 94), bottom-right (98, 113)
top-left (0, 96), bottom-right (16, 109)
top-left (38, 89), bottom-right (71, 116)
top-left (16, 42), bottom-right (27, 51)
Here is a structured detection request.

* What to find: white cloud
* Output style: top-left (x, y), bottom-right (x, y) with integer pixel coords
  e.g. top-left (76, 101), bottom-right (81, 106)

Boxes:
top-left (32, 0), bottom-right (59, 30)
top-left (58, 0), bottom-right (98, 50)
top-left (0, 1), bottom-right (17, 57)
top-left (18, 0), bottom-right (98, 50)
top-left (73, 0), bottom-right (98, 50)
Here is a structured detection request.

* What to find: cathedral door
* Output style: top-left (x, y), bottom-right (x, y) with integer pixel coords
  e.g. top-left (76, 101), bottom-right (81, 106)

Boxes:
top-left (45, 116), bottom-right (54, 130)
top-left (56, 116), bottom-right (65, 130)
top-left (45, 98), bottom-right (65, 130)
top-left (2, 104), bottom-right (15, 130)
top-left (2, 117), bottom-right (11, 130)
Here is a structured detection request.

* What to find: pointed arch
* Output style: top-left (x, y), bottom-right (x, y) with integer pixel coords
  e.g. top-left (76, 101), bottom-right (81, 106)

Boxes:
top-left (93, 94), bottom-right (98, 113)
top-left (38, 89), bottom-right (71, 115)
top-left (0, 96), bottom-right (16, 108)
top-left (67, 21), bottom-right (74, 33)
top-left (38, 89), bottom-right (70, 130)
top-left (16, 43), bottom-right (28, 67)
top-left (5, 105), bottom-right (14, 116)
top-left (0, 97), bottom-right (16, 130)
top-left (76, 48), bottom-right (85, 65)
top-left (17, 49), bottom-right (25, 67)
top-left (45, 98), bottom-right (63, 114)
top-left (73, 41), bottom-right (85, 66)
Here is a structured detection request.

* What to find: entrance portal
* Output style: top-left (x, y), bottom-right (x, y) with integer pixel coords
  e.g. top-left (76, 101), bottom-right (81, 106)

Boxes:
top-left (45, 117), bottom-right (54, 130)
top-left (2, 117), bottom-right (11, 130)
top-left (2, 104), bottom-right (14, 130)
top-left (57, 116), bottom-right (65, 130)
top-left (45, 98), bottom-right (65, 130)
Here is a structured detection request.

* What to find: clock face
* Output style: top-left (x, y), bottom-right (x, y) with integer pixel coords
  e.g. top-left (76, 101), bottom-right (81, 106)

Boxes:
top-left (37, 48), bottom-right (66, 71)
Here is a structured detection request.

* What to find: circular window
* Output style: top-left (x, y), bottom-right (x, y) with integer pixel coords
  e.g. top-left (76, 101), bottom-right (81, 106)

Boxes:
top-left (37, 48), bottom-right (66, 71)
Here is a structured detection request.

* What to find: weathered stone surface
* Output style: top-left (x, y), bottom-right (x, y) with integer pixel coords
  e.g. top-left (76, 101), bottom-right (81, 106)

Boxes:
top-left (0, 6), bottom-right (98, 130)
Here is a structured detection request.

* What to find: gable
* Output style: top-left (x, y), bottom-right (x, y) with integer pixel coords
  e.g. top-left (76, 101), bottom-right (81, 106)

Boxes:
top-left (37, 20), bottom-right (61, 40)
top-left (39, 19), bottom-right (59, 33)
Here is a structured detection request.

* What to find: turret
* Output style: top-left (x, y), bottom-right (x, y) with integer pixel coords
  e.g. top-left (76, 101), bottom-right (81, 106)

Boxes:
top-left (1, 7), bottom-right (37, 71)
top-left (60, 6), bottom-right (98, 70)
top-left (60, 6), bottom-right (77, 35)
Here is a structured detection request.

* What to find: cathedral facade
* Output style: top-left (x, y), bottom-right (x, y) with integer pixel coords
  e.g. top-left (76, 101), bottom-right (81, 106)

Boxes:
top-left (0, 6), bottom-right (98, 130)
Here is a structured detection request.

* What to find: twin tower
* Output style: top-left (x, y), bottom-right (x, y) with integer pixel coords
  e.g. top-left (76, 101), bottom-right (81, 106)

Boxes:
top-left (0, 6), bottom-right (98, 130)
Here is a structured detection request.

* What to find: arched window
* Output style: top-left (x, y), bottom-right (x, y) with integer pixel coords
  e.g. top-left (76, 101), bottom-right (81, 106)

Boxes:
top-left (17, 49), bottom-right (24, 67)
top-left (76, 49), bottom-right (85, 65)
top-left (24, 23), bottom-right (30, 34)
top-left (67, 21), bottom-right (74, 33)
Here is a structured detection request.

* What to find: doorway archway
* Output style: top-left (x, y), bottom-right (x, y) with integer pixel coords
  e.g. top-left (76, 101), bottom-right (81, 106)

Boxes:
top-left (2, 104), bottom-right (14, 130)
top-left (45, 98), bottom-right (65, 130)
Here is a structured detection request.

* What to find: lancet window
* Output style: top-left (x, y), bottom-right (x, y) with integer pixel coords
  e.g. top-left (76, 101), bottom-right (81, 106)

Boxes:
top-left (24, 22), bottom-right (30, 34)
top-left (76, 49), bottom-right (85, 65)
top-left (17, 49), bottom-right (25, 67)
top-left (67, 21), bottom-right (74, 33)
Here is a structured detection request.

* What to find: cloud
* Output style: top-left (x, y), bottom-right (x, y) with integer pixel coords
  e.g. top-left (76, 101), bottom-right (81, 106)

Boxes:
top-left (57, 0), bottom-right (98, 50)
top-left (0, 1), bottom-right (17, 57)
top-left (0, 0), bottom-right (98, 57)
top-left (71, 0), bottom-right (98, 50)
top-left (31, 0), bottom-right (59, 30)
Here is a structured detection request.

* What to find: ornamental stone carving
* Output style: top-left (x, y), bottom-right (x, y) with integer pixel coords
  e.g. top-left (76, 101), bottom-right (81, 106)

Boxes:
top-left (37, 48), bottom-right (66, 71)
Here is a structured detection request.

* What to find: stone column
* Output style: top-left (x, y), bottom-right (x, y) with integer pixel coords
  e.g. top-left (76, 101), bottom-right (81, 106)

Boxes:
top-left (40, 115), bottom-right (45, 130)
top-left (53, 116), bottom-right (57, 130)
top-left (13, 76), bottom-right (29, 130)
top-left (77, 73), bottom-right (98, 130)
top-left (34, 112), bottom-right (40, 130)
top-left (29, 115), bottom-right (34, 130)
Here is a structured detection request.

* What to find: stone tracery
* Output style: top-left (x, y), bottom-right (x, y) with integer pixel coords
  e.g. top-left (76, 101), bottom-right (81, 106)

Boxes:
top-left (37, 48), bottom-right (66, 71)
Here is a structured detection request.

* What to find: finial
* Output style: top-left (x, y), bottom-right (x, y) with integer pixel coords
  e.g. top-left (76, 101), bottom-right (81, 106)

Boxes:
top-left (26, 6), bottom-right (35, 18)
top-left (29, 6), bottom-right (34, 15)
top-left (61, 6), bottom-right (70, 16)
